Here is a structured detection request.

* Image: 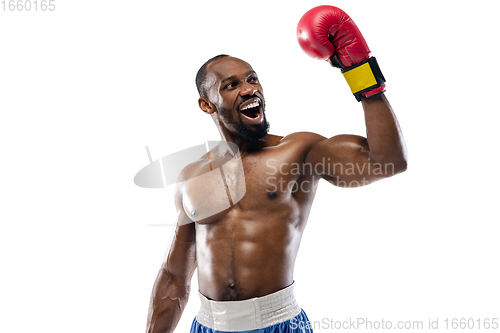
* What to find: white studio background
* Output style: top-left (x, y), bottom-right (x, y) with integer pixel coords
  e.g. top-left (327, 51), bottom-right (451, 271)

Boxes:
top-left (1, 1), bottom-right (499, 332)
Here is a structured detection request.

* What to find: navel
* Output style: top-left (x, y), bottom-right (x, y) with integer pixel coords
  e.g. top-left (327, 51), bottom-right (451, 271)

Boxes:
top-left (267, 191), bottom-right (277, 199)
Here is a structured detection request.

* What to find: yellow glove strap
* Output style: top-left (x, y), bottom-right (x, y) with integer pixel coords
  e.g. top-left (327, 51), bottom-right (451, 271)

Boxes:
top-left (341, 57), bottom-right (385, 95)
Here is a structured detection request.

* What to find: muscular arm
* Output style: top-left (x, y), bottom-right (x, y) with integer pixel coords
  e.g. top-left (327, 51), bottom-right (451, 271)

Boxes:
top-left (305, 95), bottom-right (407, 186)
top-left (146, 184), bottom-right (196, 333)
top-left (297, 6), bottom-right (407, 186)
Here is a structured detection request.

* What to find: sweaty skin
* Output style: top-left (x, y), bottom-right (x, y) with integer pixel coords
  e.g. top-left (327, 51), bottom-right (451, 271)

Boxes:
top-left (146, 57), bottom-right (407, 333)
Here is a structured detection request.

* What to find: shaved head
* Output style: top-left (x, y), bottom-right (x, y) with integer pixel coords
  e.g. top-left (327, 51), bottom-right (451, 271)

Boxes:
top-left (195, 54), bottom-right (229, 98)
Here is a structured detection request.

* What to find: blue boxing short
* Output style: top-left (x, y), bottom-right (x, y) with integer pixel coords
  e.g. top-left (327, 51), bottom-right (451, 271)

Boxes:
top-left (190, 282), bottom-right (313, 333)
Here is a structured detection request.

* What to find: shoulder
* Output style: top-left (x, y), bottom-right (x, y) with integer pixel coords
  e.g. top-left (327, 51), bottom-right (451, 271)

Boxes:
top-left (262, 132), bottom-right (327, 163)
top-left (277, 132), bottom-right (327, 148)
top-left (177, 158), bottom-right (204, 181)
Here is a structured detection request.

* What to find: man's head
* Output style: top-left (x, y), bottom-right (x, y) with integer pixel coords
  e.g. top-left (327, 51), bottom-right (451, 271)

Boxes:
top-left (196, 54), bottom-right (230, 98)
top-left (196, 55), bottom-right (269, 141)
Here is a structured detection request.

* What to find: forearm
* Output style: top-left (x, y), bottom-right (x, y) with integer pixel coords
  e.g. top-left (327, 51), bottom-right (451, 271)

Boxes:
top-left (362, 94), bottom-right (407, 173)
top-left (146, 267), bottom-right (190, 333)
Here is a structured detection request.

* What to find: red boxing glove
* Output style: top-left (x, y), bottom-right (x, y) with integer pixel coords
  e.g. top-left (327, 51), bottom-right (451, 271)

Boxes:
top-left (297, 5), bottom-right (385, 101)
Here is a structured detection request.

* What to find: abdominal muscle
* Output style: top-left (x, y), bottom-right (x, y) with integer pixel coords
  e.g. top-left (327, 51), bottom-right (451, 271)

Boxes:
top-left (195, 203), bottom-right (304, 301)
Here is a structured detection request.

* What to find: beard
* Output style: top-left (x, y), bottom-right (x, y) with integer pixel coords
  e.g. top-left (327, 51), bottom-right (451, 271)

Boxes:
top-left (217, 105), bottom-right (270, 141)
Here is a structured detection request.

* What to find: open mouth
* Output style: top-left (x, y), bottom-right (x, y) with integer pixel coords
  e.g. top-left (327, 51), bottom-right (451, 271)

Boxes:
top-left (239, 98), bottom-right (263, 123)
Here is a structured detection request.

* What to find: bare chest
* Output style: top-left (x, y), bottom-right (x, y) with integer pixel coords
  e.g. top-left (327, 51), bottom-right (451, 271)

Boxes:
top-left (182, 149), bottom-right (312, 223)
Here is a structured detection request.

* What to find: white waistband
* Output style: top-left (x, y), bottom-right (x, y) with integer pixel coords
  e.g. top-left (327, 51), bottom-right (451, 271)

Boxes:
top-left (196, 283), bottom-right (301, 332)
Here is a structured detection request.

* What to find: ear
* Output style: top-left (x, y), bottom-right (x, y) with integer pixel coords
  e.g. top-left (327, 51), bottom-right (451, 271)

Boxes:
top-left (198, 97), bottom-right (217, 115)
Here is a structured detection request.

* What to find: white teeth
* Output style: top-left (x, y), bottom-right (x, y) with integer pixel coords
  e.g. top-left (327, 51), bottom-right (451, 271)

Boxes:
top-left (241, 101), bottom-right (259, 111)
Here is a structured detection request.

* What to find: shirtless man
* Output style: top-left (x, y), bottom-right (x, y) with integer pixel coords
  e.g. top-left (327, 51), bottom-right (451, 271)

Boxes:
top-left (146, 6), bottom-right (407, 333)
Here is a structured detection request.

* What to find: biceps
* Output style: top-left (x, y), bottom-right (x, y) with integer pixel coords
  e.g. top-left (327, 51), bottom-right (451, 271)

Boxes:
top-left (306, 135), bottom-right (367, 172)
top-left (306, 135), bottom-right (384, 183)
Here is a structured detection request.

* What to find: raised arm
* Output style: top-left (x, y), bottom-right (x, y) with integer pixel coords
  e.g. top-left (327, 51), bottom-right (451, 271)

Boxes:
top-left (361, 95), bottom-right (407, 171)
top-left (298, 6), bottom-right (407, 186)
top-left (304, 95), bottom-right (407, 186)
top-left (146, 184), bottom-right (196, 333)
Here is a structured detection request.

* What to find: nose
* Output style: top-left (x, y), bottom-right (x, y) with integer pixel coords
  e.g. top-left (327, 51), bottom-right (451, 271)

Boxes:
top-left (239, 81), bottom-right (258, 96)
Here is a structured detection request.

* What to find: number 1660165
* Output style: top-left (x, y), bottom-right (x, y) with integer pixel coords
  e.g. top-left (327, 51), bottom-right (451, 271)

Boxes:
top-left (1, 0), bottom-right (56, 11)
